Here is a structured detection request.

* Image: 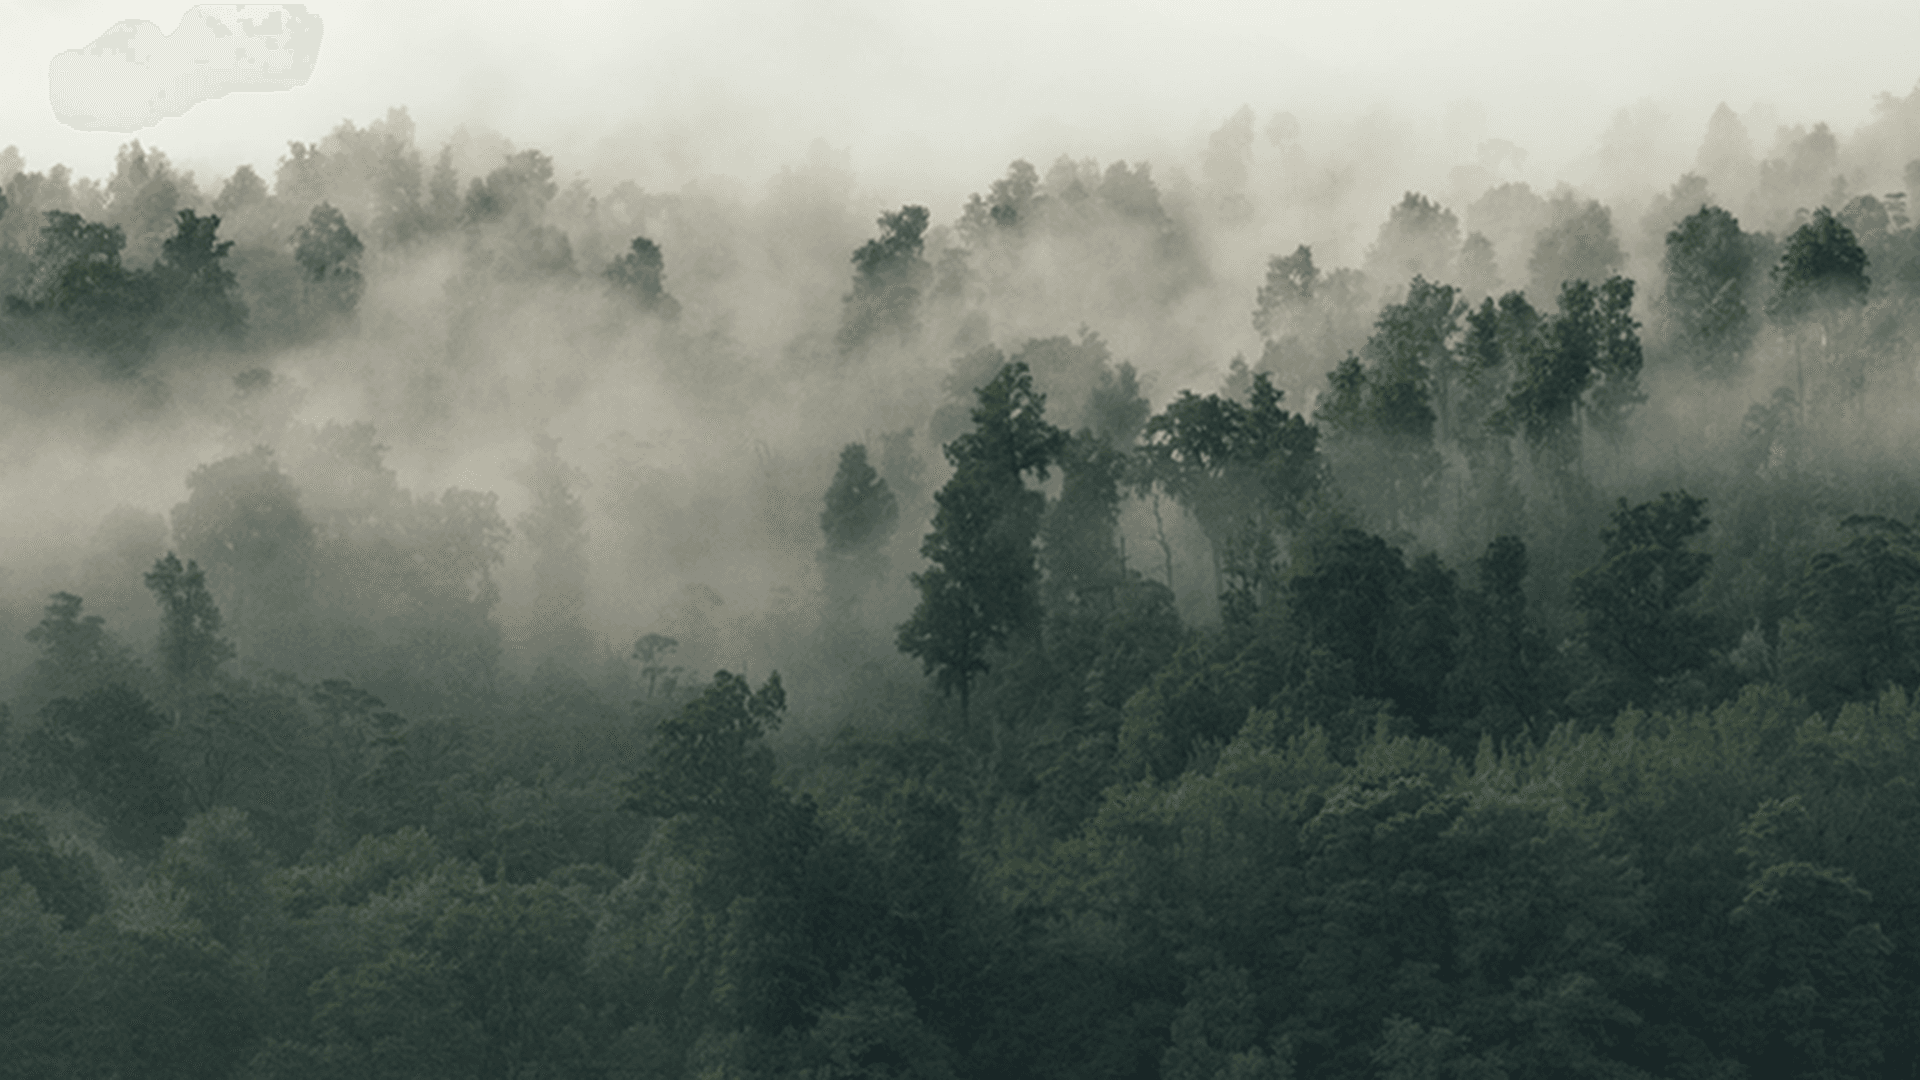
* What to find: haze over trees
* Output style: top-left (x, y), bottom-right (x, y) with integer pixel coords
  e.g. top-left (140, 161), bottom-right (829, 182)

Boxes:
top-left (7, 81), bottom-right (1920, 1077)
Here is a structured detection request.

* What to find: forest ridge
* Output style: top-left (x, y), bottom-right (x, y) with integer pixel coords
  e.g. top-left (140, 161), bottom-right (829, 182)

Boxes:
top-left (1, 92), bottom-right (1920, 1077)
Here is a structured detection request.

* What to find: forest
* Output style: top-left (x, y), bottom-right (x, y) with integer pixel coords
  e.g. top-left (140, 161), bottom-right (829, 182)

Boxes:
top-left (3, 86), bottom-right (1920, 1079)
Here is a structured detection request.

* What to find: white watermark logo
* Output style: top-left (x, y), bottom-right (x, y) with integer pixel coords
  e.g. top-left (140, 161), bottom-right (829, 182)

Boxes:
top-left (50, 5), bottom-right (324, 132)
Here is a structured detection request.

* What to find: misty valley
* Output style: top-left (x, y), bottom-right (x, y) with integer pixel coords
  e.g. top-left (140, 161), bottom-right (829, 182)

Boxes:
top-left (4, 94), bottom-right (1920, 1078)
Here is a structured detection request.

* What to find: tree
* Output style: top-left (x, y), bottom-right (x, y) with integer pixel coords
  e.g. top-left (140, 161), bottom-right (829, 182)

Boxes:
top-left (153, 208), bottom-right (245, 339)
top-left (898, 362), bottom-right (1066, 715)
top-left (462, 150), bottom-right (559, 226)
top-left (292, 202), bottom-right (365, 318)
top-left (0, 812), bottom-right (106, 929)
top-left (1664, 204), bottom-right (1760, 377)
top-left (820, 443), bottom-right (900, 557)
top-left (1527, 196), bottom-right (1624, 302)
top-left (1315, 276), bottom-right (1458, 529)
top-left (1767, 206), bottom-right (1869, 324)
top-left (1443, 535), bottom-right (1555, 742)
top-left (958, 159), bottom-right (1042, 243)
top-left (24, 593), bottom-right (137, 706)
top-left (604, 235), bottom-right (680, 318)
top-left (1252, 244), bottom-right (1318, 341)
top-left (171, 447), bottom-right (316, 650)
top-left (6, 210), bottom-right (156, 366)
top-left (1501, 275), bottom-right (1644, 469)
top-left (819, 442), bottom-right (899, 628)
top-left (1139, 371), bottom-right (1321, 611)
top-left (1778, 515), bottom-right (1920, 708)
top-left (626, 670), bottom-right (788, 826)
top-left (29, 684), bottom-right (183, 852)
top-left (1365, 193), bottom-right (1460, 284)
top-left (838, 204), bottom-right (932, 352)
top-left (1570, 491), bottom-right (1717, 709)
top-left (144, 553), bottom-right (234, 689)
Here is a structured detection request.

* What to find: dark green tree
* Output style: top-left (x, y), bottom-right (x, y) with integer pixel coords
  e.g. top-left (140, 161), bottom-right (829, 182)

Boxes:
top-left (292, 202), bottom-right (365, 318)
top-left (1443, 535), bottom-right (1555, 742)
top-left (1663, 204), bottom-right (1760, 377)
top-left (1139, 371), bottom-right (1320, 610)
top-left (820, 443), bottom-right (900, 557)
top-left (28, 684), bottom-right (183, 852)
top-left (1315, 276), bottom-right (1457, 529)
top-left (144, 553), bottom-right (235, 689)
top-left (153, 208), bottom-right (245, 340)
top-left (0, 813), bottom-right (106, 929)
top-left (1778, 515), bottom-right (1920, 709)
top-left (1502, 276), bottom-right (1643, 468)
top-left (604, 235), bottom-right (680, 318)
top-left (1766, 206), bottom-right (1870, 324)
top-left (898, 362), bottom-right (1066, 715)
top-left (24, 593), bottom-right (138, 706)
top-left (819, 442), bottom-right (899, 626)
top-left (1570, 491), bottom-right (1716, 710)
top-left (6, 210), bottom-right (156, 366)
top-left (838, 204), bottom-right (932, 352)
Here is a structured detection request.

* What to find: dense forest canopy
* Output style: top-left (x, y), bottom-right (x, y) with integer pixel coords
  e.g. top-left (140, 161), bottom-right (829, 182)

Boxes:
top-left (6, 82), bottom-right (1920, 1077)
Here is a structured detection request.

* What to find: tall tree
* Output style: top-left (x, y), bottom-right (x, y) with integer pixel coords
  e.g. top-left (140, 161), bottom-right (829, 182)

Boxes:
top-left (838, 204), bottom-right (932, 353)
top-left (6, 210), bottom-right (156, 366)
top-left (898, 362), bottom-right (1066, 715)
top-left (1767, 206), bottom-right (1870, 324)
top-left (1139, 371), bottom-right (1321, 611)
top-left (24, 592), bottom-right (138, 706)
top-left (1501, 275), bottom-right (1644, 469)
top-left (1315, 276), bottom-right (1458, 530)
top-left (29, 684), bottom-right (183, 852)
top-left (144, 553), bottom-right (234, 690)
top-left (1664, 204), bottom-right (1760, 377)
top-left (604, 235), bottom-right (680, 318)
top-left (1570, 491), bottom-right (1717, 709)
top-left (292, 202), bottom-right (365, 319)
top-left (1527, 196), bottom-right (1624, 302)
top-left (1365, 193), bottom-right (1460, 284)
top-left (819, 442), bottom-right (899, 624)
top-left (153, 208), bottom-right (245, 340)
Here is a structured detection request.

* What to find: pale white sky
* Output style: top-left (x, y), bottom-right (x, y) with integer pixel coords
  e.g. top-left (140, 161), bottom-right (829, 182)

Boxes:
top-left (4, 1), bottom-right (1920, 206)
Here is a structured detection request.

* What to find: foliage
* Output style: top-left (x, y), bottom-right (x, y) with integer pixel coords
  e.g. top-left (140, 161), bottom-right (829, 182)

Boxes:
top-left (604, 234), bottom-right (680, 318)
top-left (840, 205), bottom-right (933, 352)
top-left (899, 362), bottom-right (1067, 712)
top-left (1663, 204), bottom-right (1760, 377)
top-left (1767, 207), bottom-right (1870, 323)
top-left (143, 553), bottom-right (235, 690)
top-left (292, 202), bottom-right (364, 318)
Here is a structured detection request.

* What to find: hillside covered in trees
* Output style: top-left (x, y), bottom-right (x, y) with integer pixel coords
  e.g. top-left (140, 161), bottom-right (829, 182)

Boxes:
top-left (6, 87), bottom-right (1920, 1077)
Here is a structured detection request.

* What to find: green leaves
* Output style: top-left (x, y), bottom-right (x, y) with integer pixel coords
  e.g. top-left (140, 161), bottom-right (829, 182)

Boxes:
top-left (899, 362), bottom-right (1066, 711)
top-left (1663, 204), bottom-right (1760, 377)
top-left (840, 205), bottom-right (934, 352)
top-left (1768, 207), bottom-right (1870, 324)
top-left (822, 443), bottom-right (900, 557)
top-left (1571, 492), bottom-right (1716, 707)
top-left (626, 670), bottom-right (787, 826)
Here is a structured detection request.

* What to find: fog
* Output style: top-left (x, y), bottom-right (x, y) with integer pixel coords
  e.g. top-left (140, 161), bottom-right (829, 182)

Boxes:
top-left (6, 2), bottom-right (1920, 722)
top-left (19, 9), bottom-right (1920, 1075)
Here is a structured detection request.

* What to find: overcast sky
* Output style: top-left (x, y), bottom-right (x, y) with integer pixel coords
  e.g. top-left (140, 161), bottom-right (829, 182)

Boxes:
top-left (6, 1), bottom-right (1920, 207)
